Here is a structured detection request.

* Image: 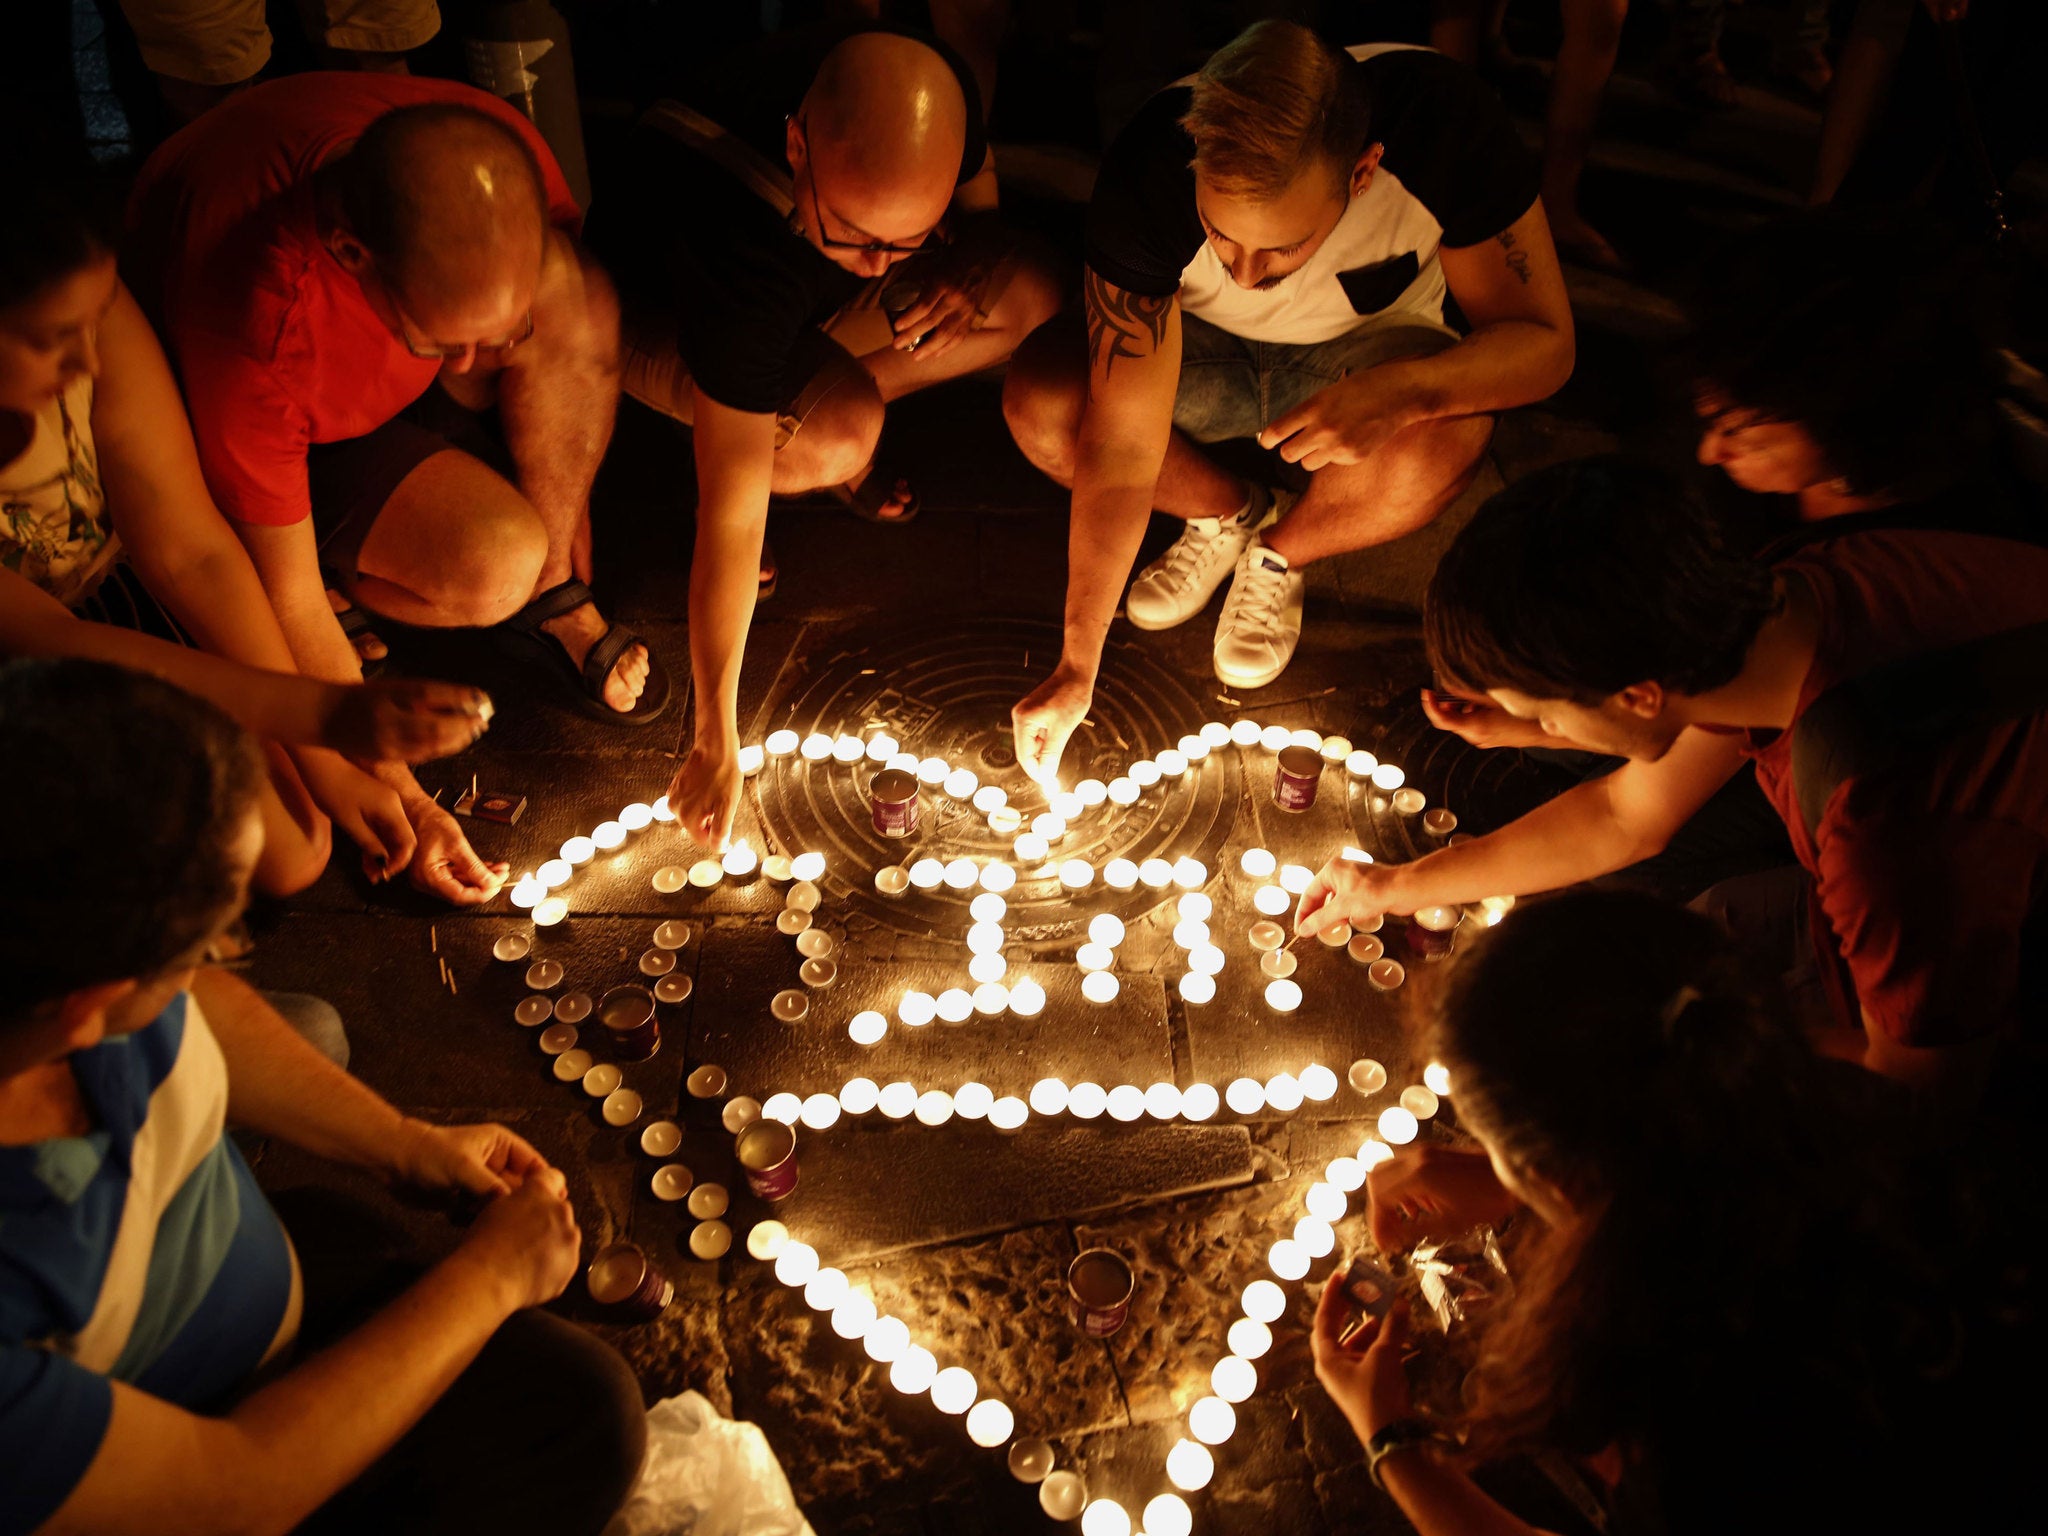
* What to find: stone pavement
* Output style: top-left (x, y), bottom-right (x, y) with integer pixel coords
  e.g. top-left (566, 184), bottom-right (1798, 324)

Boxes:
top-left (235, 39), bottom-right (1829, 1536)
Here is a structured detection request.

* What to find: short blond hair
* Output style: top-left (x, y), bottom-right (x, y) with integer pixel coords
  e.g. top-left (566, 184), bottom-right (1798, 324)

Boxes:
top-left (1181, 21), bottom-right (1371, 202)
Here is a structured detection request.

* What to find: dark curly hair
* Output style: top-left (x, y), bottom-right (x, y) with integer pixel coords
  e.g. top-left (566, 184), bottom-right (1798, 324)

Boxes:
top-left (0, 161), bottom-right (123, 311)
top-left (1424, 457), bottom-right (1781, 704)
top-left (1683, 208), bottom-right (2001, 499)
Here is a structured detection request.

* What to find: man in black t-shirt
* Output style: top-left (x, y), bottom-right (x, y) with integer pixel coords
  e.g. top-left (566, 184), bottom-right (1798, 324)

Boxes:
top-left (588, 28), bottom-right (1062, 850)
top-left (1003, 22), bottom-right (1574, 782)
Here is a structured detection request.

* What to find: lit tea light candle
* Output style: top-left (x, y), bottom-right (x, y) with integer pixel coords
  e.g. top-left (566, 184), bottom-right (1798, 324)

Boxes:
top-left (1188, 1395), bottom-right (1238, 1446)
top-left (619, 802), bottom-right (655, 833)
top-left (1188, 944), bottom-right (1226, 976)
top-left (1424, 1061), bottom-right (1453, 1096)
top-left (1371, 762), bottom-right (1406, 791)
top-left (1368, 958), bottom-right (1406, 991)
top-left (687, 858), bottom-right (723, 888)
top-left (988, 805), bottom-right (1023, 835)
top-left (1087, 913), bottom-right (1125, 947)
top-left (746, 1220), bottom-right (790, 1261)
top-left (1138, 858), bottom-right (1173, 889)
top-left (1030, 812), bottom-right (1066, 842)
top-left (538, 859), bottom-right (573, 889)
top-left (1349, 1058), bottom-right (1388, 1094)
top-left (1211, 1355), bottom-right (1257, 1403)
top-left (1076, 777), bottom-right (1109, 806)
top-left (839, 1077), bottom-right (880, 1114)
top-left (773, 1241), bottom-right (819, 1288)
top-left (1106, 777), bottom-right (1139, 806)
top-left (1378, 1105), bottom-right (1420, 1144)
top-left (1058, 859), bottom-right (1093, 890)
top-left (914, 1091), bottom-right (955, 1126)
top-left (972, 784), bottom-right (1008, 814)
top-left (1066, 1081), bottom-right (1107, 1119)
top-left (1013, 833), bottom-right (1049, 864)
top-left (935, 989), bottom-right (973, 1023)
top-left (931, 1366), bottom-right (978, 1416)
top-left (907, 858), bottom-right (944, 890)
top-left (832, 735), bottom-right (865, 764)
top-left (800, 1093), bottom-right (840, 1130)
top-left (866, 732), bottom-right (899, 762)
top-left (966, 1398), bottom-right (1014, 1449)
top-left (1181, 1082), bottom-right (1220, 1120)
top-left (1178, 972), bottom-right (1217, 1006)
top-left (1267, 1239), bottom-right (1309, 1282)
top-left (1249, 919), bottom-right (1286, 952)
top-left (970, 892), bottom-right (1008, 923)
top-left (591, 821), bottom-right (627, 852)
top-left (955, 1081), bottom-right (995, 1117)
top-left (1171, 857), bottom-right (1208, 889)
top-left (721, 841), bottom-right (758, 877)
top-left (1144, 1083), bottom-right (1182, 1120)
top-left (1391, 787), bottom-right (1426, 816)
top-left (890, 1346), bottom-right (939, 1396)
top-left (1400, 1085), bottom-right (1440, 1120)
top-left (731, 746), bottom-right (763, 780)
top-left (561, 836), bottom-right (597, 866)
top-left (1039, 1472), bottom-right (1086, 1521)
top-left (766, 729), bottom-right (800, 757)
top-left (1178, 734), bottom-right (1209, 763)
top-left (804, 1267), bottom-right (850, 1311)
top-left (1008, 978), bottom-right (1046, 1017)
top-left (1323, 1157), bottom-right (1367, 1196)
top-left (1166, 1439), bottom-right (1215, 1492)
top-left (1299, 1063), bottom-right (1339, 1101)
top-left (533, 897), bottom-right (569, 927)
top-left (1279, 863), bottom-right (1314, 895)
top-left (1172, 919), bottom-right (1210, 950)
top-left (1264, 1072), bottom-right (1303, 1111)
top-left (1080, 1502), bottom-right (1130, 1536)
top-left (1423, 807), bottom-right (1457, 837)
top-left (1229, 1318), bottom-right (1275, 1368)
top-left (1176, 892), bottom-right (1214, 924)
top-left (1225, 1077), bottom-right (1266, 1114)
top-left (1081, 971), bottom-right (1120, 1004)
top-left (800, 733), bottom-right (834, 762)
top-left (651, 795), bottom-right (678, 823)
top-left (1029, 1078), bottom-right (1070, 1116)
top-left (988, 1095), bottom-right (1028, 1130)
top-left (1255, 725), bottom-right (1288, 753)
top-left (968, 953), bottom-right (1008, 985)
top-left (1259, 948), bottom-right (1296, 980)
top-left (916, 756), bottom-right (949, 785)
top-left (1294, 1216), bottom-right (1336, 1257)
top-left (785, 850), bottom-right (824, 883)
top-left (1102, 858), bottom-right (1138, 890)
top-left (758, 1091), bottom-right (800, 1124)
top-left (1074, 942), bottom-right (1113, 973)
top-left (863, 1314), bottom-right (910, 1363)
top-left (967, 920), bottom-right (1006, 955)
top-left (832, 1292), bottom-right (879, 1341)
top-left (943, 767), bottom-right (978, 799)
top-left (943, 858), bottom-right (978, 890)
top-left (887, 753), bottom-right (920, 774)
top-left (1264, 979), bottom-right (1303, 1013)
top-left (1317, 733), bottom-right (1353, 765)
top-left (1305, 1181), bottom-right (1347, 1222)
top-left (1156, 749), bottom-right (1189, 779)
top-left (509, 877), bottom-right (543, 910)
top-left (1106, 1084), bottom-right (1144, 1121)
top-left (1253, 884), bottom-right (1291, 917)
top-left (878, 1081), bottom-right (918, 1119)
top-left (898, 991), bottom-right (937, 1026)
top-left (1051, 790), bottom-right (1083, 821)
top-left (652, 865), bottom-right (687, 895)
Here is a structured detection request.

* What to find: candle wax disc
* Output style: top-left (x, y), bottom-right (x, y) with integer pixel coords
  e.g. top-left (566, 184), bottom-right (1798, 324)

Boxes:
top-left (1349, 1058), bottom-right (1388, 1095)
top-left (795, 927), bottom-right (837, 959)
top-left (553, 992), bottom-right (593, 1024)
top-left (538, 1023), bottom-right (579, 1055)
top-left (655, 974), bottom-right (693, 1005)
top-left (639, 948), bottom-right (676, 976)
top-left (640, 1120), bottom-right (682, 1157)
top-left (580, 1063), bottom-right (621, 1098)
top-left (1008, 1438), bottom-right (1056, 1484)
top-left (1259, 948), bottom-right (1297, 979)
top-left (687, 1182), bottom-right (729, 1219)
top-left (689, 1220), bottom-right (733, 1260)
top-left (493, 933), bottom-right (531, 963)
top-left (786, 881), bottom-right (822, 913)
top-left (652, 866), bottom-right (687, 894)
top-left (551, 1048), bottom-right (592, 1082)
top-left (687, 859), bottom-right (723, 888)
top-left (721, 1096), bottom-right (762, 1134)
top-left (514, 995), bottom-right (553, 1026)
top-left (772, 990), bottom-right (810, 1022)
top-left (1368, 960), bottom-right (1406, 992)
top-left (651, 1163), bottom-right (693, 1201)
top-left (524, 958), bottom-right (563, 990)
top-left (603, 1089), bottom-right (643, 1126)
top-left (799, 959), bottom-right (838, 989)
top-left (1248, 920), bottom-right (1286, 952)
top-left (686, 1064), bottom-right (728, 1099)
top-left (1318, 922), bottom-right (1353, 947)
top-left (775, 908), bottom-right (813, 936)
top-left (654, 920), bottom-right (693, 950)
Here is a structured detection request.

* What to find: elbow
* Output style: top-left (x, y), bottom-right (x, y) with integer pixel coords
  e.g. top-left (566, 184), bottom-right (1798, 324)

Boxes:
top-left (1535, 324), bottom-right (1576, 401)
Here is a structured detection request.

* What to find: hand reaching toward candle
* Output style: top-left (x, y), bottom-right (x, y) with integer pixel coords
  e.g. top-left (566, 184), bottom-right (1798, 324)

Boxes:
top-left (1311, 1279), bottom-right (1414, 1443)
top-left (1012, 665), bottom-right (1094, 788)
top-left (393, 1119), bottom-right (553, 1199)
top-left (667, 741), bottom-right (741, 853)
top-left (323, 677), bottom-right (495, 762)
top-left (401, 795), bottom-right (511, 904)
top-left (456, 1166), bottom-right (583, 1314)
top-left (1296, 853), bottom-right (1409, 939)
top-left (1364, 1145), bottom-right (1521, 1255)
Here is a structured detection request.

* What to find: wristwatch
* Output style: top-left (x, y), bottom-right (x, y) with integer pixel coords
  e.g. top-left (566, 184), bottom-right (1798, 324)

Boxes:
top-left (1364, 1418), bottom-right (1436, 1490)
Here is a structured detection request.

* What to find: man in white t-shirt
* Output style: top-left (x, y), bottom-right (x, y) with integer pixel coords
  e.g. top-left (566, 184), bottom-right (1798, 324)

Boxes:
top-left (1004, 21), bottom-right (1574, 779)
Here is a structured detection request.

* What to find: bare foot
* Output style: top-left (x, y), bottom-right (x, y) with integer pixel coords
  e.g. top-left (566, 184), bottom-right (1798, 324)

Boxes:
top-left (539, 600), bottom-right (649, 714)
top-left (326, 587), bottom-right (388, 663)
top-left (846, 461), bottom-right (917, 522)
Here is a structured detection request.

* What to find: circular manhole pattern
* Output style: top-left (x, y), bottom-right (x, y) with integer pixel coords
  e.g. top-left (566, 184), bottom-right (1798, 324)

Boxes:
top-left (752, 619), bottom-right (1242, 945)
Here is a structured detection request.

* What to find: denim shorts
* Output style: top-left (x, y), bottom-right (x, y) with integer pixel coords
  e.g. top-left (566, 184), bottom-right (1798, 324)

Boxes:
top-left (1172, 310), bottom-right (1460, 445)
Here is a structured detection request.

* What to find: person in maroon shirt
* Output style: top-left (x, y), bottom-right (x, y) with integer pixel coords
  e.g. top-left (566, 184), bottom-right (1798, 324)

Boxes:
top-left (1296, 455), bottom-right (2048, 1109)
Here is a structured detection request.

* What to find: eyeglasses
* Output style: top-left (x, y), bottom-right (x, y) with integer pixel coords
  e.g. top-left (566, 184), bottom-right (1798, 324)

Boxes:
top-left (395, 307), bottom-right (535, 361)
top-left (795, 117), bottom-right (946, 257)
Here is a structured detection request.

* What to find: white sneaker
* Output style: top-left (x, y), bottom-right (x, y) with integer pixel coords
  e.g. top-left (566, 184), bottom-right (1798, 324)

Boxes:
top-left (1124, 500), bottom-right (1265, 632)
top-left (1213, 540), bottom-right (1306, 689)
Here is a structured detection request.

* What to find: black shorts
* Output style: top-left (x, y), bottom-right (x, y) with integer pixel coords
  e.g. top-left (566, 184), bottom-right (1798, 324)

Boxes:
top-left (304, 384), bottom-right (520, 581)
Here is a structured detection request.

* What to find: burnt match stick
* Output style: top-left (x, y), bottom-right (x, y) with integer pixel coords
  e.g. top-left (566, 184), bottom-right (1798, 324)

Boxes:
top-left (430, 924), bottom-right (438, 954)
top-left (448, 973), bottom-right (459, 997)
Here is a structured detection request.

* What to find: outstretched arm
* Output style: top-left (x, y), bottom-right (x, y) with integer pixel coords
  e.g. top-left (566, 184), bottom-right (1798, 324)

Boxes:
top-left (1012, 269), bottom-right (1180, 783)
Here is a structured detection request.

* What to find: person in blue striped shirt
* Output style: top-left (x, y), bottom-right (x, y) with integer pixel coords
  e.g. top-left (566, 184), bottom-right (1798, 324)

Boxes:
top-left (0, 658), bottom-right (644, 1536)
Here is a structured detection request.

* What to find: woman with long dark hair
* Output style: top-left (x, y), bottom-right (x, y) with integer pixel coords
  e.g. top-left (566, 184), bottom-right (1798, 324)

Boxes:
top-left (1314, 889), bottom-right (2007, 1535)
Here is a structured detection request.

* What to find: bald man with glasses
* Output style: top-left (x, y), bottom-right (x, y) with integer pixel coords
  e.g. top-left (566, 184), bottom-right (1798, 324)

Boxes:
top-left (591, 24), bottom-right (1063, 855)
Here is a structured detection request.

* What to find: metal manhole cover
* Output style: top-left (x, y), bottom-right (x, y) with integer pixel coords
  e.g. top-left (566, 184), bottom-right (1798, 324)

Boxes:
top-left (751, 619), bottom-right (1241, 943)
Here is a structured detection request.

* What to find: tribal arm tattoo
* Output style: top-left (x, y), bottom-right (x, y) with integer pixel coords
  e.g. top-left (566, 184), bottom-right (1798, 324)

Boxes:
top-left (1084, 268), bottom-right (1174, 377)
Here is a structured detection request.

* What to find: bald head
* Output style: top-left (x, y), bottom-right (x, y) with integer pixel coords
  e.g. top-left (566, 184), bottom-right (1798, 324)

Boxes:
top-left (339, 103), bottom-right (547, 325)
top-left (800, 33), bottom-right (966, 236)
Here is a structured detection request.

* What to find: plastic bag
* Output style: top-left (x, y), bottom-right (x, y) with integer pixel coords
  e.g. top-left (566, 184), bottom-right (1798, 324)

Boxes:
top-left (603, 1390), bottom-right (815, 1536)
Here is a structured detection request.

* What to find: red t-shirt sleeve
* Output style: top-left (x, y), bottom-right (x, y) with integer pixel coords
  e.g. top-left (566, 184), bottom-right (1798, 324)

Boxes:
top-left (1815, 806), bottom-right (2037, 1048)
top-left (177, 335), bottom-right (315, 527)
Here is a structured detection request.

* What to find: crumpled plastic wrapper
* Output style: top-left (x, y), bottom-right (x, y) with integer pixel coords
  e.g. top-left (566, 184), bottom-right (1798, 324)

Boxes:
top-left (603, 1390), bottom-right (816, 1536)
top-left (1410, 1226), bottom-right (1513, 1334)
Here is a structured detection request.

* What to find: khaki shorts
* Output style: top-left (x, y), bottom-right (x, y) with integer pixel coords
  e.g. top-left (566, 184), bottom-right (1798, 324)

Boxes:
top-left (119, 0), bottom-right (441, 85)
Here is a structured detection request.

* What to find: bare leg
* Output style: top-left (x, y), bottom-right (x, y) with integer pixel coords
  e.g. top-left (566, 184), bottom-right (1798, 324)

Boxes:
top-left (479, 237), bottom-right (648, 712)
top-left (1260, 414), bottom-right (1494, 567)
top-left (1001, 314), bottom-right (1248, 520)
top-left (347, 450), bottom-right (549, 628)
top-left (1543, 0), bottom-right (1630, 270)
top-left (843, 243), bottom-right (1067, 404)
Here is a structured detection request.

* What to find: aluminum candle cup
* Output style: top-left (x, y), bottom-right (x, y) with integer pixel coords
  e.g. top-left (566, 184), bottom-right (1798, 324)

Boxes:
top-left (737, 1119), bottom-right (800, 1201)
top-left (1067, 1248), bottom-right (1135, 1338)
top-left (586, 1242), bottom-right (673, 1321)
top-left (1272, 744), bottom-right (1323, 812)
top-left (868, 768), bottom-right (920, 839)
top-left (1405, 905), bottom-right (1463, 961)
top-left (598, 984), bottom-right (661, 1062)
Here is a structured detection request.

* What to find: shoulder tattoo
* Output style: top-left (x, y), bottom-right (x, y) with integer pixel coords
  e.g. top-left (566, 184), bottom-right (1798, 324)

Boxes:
top-left (1495, 229), bottom-right (1533, 286)
top-left (1085, 269), bottom-right (1173, 375)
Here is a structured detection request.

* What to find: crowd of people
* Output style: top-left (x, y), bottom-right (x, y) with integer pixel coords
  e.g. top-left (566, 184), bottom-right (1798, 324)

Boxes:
top-left (2, 7), bottom-right (2041, 1535)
